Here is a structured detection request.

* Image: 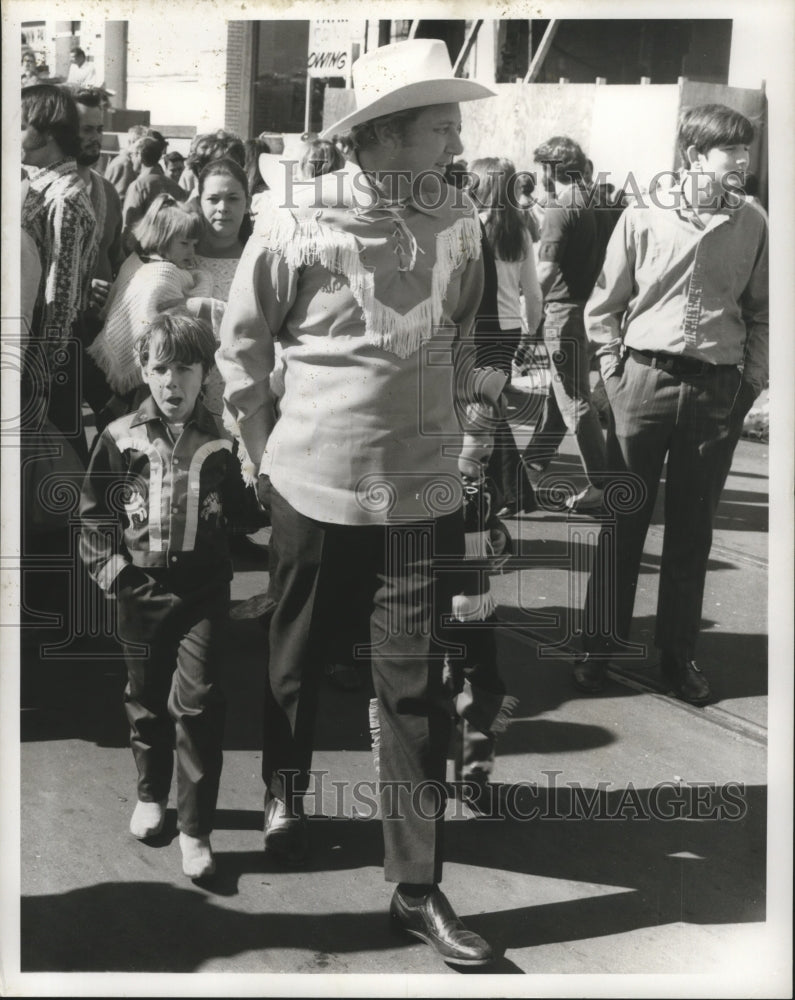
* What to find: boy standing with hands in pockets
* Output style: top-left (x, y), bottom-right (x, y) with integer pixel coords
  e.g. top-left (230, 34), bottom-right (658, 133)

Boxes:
top-left (80, 312), bottom-right (260, 879)
top-left (574, 103), bottom-right (768, 703)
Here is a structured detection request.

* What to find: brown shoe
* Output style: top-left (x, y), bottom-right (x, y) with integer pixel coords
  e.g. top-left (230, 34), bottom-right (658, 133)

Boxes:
top-left (263, 793), bottom-right (308, 865)
top-left (390, 886), bottom-right (494, 966)
top-left (572, 653), bottom-right (608, 693)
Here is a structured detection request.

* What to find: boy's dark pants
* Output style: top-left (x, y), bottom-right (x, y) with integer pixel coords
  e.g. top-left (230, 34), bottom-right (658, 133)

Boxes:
top-left (117, 573), bottom-right (230, 837)
top-left (264, 489), bottom-right (470, 885)
top-left (583, 355), bottom-right (753, 662)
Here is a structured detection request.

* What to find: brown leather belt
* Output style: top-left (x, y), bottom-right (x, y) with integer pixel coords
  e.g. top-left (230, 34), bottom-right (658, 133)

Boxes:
top-left (628, 348), bottom-right (735, 377)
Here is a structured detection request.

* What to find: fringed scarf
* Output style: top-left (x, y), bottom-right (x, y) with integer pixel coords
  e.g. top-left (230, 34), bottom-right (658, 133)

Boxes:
top-left (253, 204), bottom-right (481, 361)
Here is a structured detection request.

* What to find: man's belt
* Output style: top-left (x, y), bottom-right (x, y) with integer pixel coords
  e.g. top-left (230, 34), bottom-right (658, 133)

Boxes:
top-left (628, 348), bottom-right (736, 378)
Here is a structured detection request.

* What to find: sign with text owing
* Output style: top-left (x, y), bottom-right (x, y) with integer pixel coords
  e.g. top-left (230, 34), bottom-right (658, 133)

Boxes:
top-left (307, 20), bottom-right (351, 78)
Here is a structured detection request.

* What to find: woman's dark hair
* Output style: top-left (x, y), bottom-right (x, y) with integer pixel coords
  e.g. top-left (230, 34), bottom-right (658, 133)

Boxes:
top-left (136, 312), bottom-right (217, 377)
top-left (198, 156), bottom-right (249, 198)
top-left (243, 137), bottom-right (270, 196)
top-left (299, 139), bottom-right (345, 178)
top-left (21, 84), bottom-right (81, 158)
top-left (467, 157), bottom-right (529, 263)
top-left (197, 157), bottom-right (252, 245)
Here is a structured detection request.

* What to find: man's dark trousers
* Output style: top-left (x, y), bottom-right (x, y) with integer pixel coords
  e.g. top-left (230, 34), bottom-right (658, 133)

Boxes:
top-left (264, 489), bottom-right (473, 885)
top-left (583, 353), bottom-right (754, 662)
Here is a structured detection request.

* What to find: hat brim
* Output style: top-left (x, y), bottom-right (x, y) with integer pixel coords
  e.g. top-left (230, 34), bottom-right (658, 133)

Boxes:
top-left (319, 78), bottom-right (496, 140)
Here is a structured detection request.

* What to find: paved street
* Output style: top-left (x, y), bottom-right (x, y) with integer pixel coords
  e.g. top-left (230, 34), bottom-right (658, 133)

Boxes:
top-left (10, 396), bottom-right (790, 996)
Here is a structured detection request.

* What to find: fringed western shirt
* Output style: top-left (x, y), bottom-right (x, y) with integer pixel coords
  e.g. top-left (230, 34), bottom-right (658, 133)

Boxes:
top-left (217, 158), bottom-right (486, 525)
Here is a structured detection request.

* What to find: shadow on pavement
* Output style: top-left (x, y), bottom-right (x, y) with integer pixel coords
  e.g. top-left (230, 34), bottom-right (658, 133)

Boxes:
top-left (21, 785), bottom-right (765, 973)
top-left (495, 606), bottom-right (768, 707)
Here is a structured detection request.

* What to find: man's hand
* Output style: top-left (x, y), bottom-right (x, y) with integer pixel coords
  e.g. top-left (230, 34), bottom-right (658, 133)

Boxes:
top-left (599, 350), bottom-right (623, 383)
top-left (88, 278), bottom-right (111, 312)
top-left (729, 379), bottom-right (758, 431)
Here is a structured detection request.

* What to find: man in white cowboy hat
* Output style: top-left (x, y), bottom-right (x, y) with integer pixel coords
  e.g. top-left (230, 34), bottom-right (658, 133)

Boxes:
top-left (218, 38), bottom-right (501, 967)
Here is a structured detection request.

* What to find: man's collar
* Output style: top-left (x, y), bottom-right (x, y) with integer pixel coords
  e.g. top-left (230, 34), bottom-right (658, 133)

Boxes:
top-left (131, 395), bottom-right (219, 434)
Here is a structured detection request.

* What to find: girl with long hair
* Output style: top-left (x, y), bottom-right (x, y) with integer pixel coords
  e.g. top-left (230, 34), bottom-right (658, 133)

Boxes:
top-left (88, 193), bottom-right (220, 413)
top-left (467, 157), bottom-right (543, 515)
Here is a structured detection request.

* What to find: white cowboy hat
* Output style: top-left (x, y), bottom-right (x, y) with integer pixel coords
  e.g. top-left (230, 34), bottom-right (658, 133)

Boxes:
top-left (319, 38), bottom-right (496, 140)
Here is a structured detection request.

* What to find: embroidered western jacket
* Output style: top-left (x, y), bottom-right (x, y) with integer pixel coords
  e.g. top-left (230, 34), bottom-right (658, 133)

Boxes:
top-left (79, 396), bottom-right (256, 590)
top-left (217, 157), bottom-right (488, 525)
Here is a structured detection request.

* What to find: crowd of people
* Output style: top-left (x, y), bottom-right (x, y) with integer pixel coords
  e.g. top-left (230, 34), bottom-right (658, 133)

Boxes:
top-left (20, 37), bottom-right (767, 969)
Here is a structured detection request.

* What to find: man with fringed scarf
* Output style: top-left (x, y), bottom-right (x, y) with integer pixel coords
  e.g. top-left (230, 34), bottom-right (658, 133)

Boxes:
top-left (217, 40), bottom-right (514, 967)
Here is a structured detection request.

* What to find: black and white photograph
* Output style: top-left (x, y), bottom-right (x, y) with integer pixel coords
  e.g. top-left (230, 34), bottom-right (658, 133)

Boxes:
top-left (2, 0), bottom-right (793, 995)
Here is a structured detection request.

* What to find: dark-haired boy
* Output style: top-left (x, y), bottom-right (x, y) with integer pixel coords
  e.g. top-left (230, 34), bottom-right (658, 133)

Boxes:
top-left (522, 135), bottom-right (610, 513)
top-left (575, 103), bottom-right (768, 704)
top-left (80, 313), bottom-right (261, 878)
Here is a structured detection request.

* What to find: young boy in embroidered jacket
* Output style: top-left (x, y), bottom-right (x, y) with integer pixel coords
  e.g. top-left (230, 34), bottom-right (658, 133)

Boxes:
top-left (79, 312), bottom-right (261, 879)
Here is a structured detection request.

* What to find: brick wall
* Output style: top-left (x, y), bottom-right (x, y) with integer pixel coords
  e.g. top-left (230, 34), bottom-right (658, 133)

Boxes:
top-left (225, 21), bottom-right (251, 136)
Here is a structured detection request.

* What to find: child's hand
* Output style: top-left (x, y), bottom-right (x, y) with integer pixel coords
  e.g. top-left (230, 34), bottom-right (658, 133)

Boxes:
top-left (185, 296), bottom-right (213, 324)
top-left (113, 563), bottom-right (150, 597)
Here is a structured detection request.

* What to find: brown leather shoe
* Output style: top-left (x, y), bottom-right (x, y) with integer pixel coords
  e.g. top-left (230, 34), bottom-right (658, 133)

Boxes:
top-left (661, 653), bottom-right (711, 705)
top-left (263, 793), bottom-right (308, 865)
top-left (389, 886), bottom-right (494, 966)
top-left (572, 653), bottom-right (608, 693)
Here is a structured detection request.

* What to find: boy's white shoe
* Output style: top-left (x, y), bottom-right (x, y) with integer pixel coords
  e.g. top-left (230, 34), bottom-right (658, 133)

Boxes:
top-left (129, 799), bottom-right (167, 839)
top-left (179, 832), bottom-right (216, 879)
